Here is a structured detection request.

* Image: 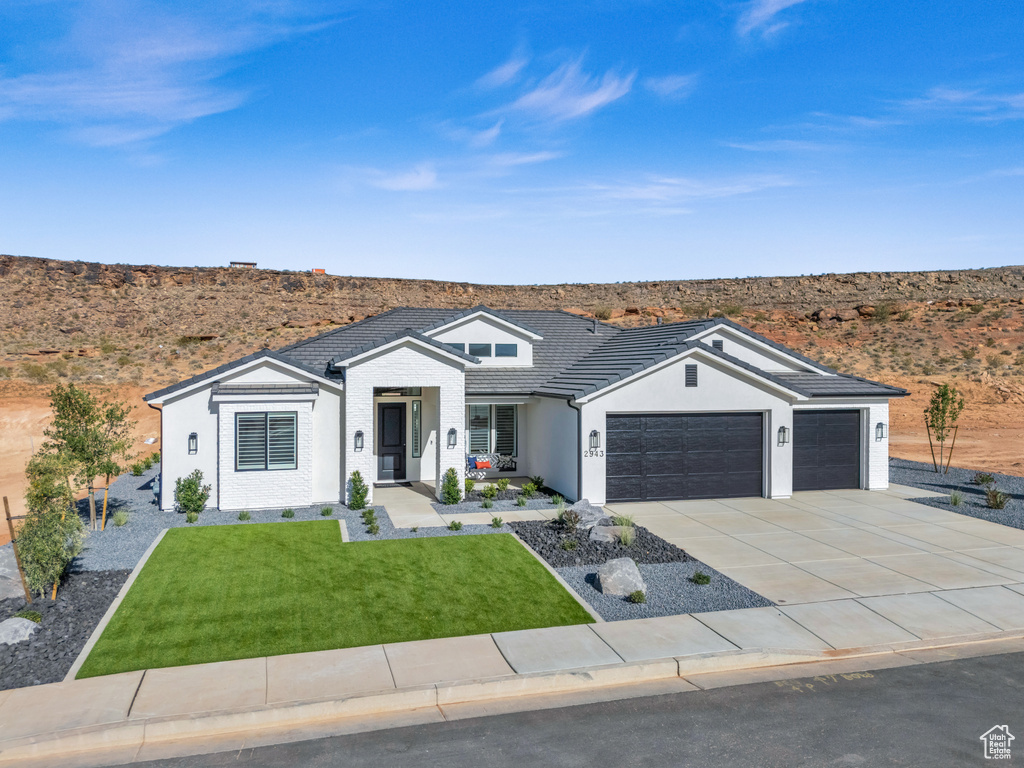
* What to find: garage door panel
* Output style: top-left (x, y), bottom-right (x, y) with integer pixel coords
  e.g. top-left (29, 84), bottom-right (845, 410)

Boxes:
top-left (605, 412), bottom-right (763, 502)
top-left (793, 410), bottom-right (861, 491)
top-left (606, 453), bottom-right (643, 476)
top-left (608, 415), bottom-right (641, 431)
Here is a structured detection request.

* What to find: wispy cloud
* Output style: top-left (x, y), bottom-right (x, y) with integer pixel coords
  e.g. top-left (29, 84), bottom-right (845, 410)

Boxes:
top-left (485, 151), bottom-right (562, 168)
top-left (737, 0), bottom-right (812, 37)
top-left (476, 51), bottom-right (530, 90)
top-left (369, 163), bottom-right (440, 191)
top-left (439, 119), bottom-right (504, 147)
top-left (643, 74), bottom-right (698, 100)
top-left (504, 58), bottom-right (635, 123)
top-left (0, 2), bottom-right (338, 147)
top-left (587, 173), bottom-right (795, 203)
top-left (725, 139), bottom-right (836, 152)
top-left (901, 87), bottom-right (1024, 121)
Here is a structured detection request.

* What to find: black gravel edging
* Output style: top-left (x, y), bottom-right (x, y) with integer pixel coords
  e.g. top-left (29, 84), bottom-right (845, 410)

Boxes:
top-left (509, 520), bottom-right (690, 567)
top-left (889, 457), bottom-right (1024, 530)
top-left (558, 561), bottom-right (773, 622)
top-left (0, 569), bottom-right (130, 690)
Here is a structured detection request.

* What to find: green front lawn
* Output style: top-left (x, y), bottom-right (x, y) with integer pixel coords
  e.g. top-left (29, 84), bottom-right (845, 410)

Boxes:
top-left (78, 522), bottom-right (592, 678)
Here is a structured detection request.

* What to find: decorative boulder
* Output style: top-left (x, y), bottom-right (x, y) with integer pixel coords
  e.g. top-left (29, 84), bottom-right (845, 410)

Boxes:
top-left (0, 617), bottom-right (38, 645)
top-left (597, 558), bottom-right (647, 596)
top-left (589, 525), bottom-right (628, 543)
top-left (571, 499), bottom-right (607, 529)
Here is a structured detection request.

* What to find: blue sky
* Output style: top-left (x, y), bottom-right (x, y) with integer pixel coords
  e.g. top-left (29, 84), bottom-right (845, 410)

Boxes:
top-left (1, 1), bottom-right (1022, 284)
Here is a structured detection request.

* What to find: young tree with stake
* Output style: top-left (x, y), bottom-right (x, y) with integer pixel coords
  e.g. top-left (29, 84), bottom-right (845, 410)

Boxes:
top-left (924, 383), bottom-right (965, 474)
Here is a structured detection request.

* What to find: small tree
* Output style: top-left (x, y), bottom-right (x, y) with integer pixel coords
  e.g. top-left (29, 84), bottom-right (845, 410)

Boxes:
top-left (924, 383), bottom-right (965, 474)
top-left (348, 470), bottom-right (369, 510)
top-left (440, 467), bottom-right (461, 505)
top-left (174, 470), bottom-right (211, 515)
top-left (19, 462), bottom-right (86, 599)
top-left (42, 384), bottom-right (136, 530)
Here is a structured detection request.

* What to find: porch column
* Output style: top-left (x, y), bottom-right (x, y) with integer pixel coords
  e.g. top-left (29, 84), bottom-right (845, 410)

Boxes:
top-left (436, 375), bottom-right (466, 501)
top-left (343, 375), bottom-right (376, 506)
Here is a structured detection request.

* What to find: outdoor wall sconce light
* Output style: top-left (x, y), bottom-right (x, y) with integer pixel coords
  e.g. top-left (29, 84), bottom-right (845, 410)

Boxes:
top-left (354, 430), bottom-right (364, 451)
top-left (447, 428), bottom-right (458, 449)
top-left (777, 426), bottom-right (790, 446)
top-left (188, 432), bottom-right (198, 455)
top-left (589, 430), bottom-right (601, 450)
top-left (875, 422), bottom-right (888, 441)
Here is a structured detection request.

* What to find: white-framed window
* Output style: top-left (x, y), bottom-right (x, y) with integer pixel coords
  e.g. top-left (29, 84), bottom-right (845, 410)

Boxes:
top-left (465, 404), bottom-right (517, 456)
top-left (236, 412), bottom-right (297, 471)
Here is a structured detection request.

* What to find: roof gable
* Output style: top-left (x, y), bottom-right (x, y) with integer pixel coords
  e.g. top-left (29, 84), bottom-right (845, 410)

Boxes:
top-left (420, 306), bottom-right (544, 340)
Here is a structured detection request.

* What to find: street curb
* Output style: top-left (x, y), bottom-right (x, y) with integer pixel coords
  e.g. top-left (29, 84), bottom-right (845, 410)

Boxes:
top-left (6, 631), bottom-right (1024, 767)
top-left (64, 528), bottom-right (169, 682)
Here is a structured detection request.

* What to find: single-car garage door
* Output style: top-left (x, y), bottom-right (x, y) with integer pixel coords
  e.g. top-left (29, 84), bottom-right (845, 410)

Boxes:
top-left (793, 410), bottom-right (861, 491)
top-left (606, 413), bottom-right (763, 503)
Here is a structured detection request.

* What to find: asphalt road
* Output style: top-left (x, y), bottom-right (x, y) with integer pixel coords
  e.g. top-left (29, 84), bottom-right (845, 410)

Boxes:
top-left (141, 652), bottom-right (1023, 767)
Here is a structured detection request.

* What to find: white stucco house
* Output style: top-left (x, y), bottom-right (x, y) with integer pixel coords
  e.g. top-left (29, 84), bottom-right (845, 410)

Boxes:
top-left (144, 306), bottom-right (907, 510)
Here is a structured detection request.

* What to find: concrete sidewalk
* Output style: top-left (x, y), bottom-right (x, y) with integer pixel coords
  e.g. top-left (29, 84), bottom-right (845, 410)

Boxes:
top-left (4, 585), bottom-right (1024, 767)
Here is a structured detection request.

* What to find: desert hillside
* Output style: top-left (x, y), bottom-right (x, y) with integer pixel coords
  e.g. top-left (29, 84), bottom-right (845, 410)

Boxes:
top-left (1, 255), bottom-right (1023, 521)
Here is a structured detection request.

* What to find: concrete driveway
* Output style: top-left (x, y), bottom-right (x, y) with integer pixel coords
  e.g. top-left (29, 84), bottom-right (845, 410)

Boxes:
top-left (606, 485), bottom-right (1024, 607)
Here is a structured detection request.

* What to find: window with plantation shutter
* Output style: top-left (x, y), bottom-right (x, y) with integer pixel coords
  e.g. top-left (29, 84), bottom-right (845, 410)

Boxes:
top-left (494, 405), bottom-right (516, 456)
top-left (468, 404), bottom-right (490, 453)
top-left (235, 412), bottom-right (297, 471)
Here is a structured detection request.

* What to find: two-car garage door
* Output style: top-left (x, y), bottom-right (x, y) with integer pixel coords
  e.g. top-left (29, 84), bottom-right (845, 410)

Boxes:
top-left (606, 413), bottom-right (763, 503)
top-left (605, 409), bottom-right (862, 503)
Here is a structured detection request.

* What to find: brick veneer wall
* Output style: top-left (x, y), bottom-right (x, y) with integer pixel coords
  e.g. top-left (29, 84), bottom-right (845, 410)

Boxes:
top-left (218, 401), bottom-right (315, 510)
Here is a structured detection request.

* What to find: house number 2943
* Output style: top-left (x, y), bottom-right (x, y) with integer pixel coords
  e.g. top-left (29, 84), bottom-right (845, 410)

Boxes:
top-left (583, 450), bottom-right (604, 458)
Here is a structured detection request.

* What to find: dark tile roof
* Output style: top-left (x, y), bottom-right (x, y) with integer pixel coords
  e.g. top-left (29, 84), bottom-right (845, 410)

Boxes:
top-left (328, 329), bottom-right (480, 365)
top-left (144, 349), bottom-right (335, 402)
top-left (147, 307), bottom-right (906, 402)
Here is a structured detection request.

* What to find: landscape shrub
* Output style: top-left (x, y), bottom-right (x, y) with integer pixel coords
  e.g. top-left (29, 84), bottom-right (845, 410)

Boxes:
top-left (560, 539), bottom-right (578, 551)
top-left (130, 462), bottom-right (145, 476)
top-left (367, 522), bottom-right (380, 535)
top-left (448, 520), bottom-right (463, 531)
top-left (410, 526), bottom-right (418, 533)
top-left (973, 472), bottom-right (995, 486)
top-left (516, 496), bottom-right (527, 507)
top-left (464, 477), bottom-right (476, 495)
top-left (690, 572), bottom-right (711, 585)
top-left (481, 484), bottom-right (498, 500)
top-left (520, 482), bottom-right (537, 499)
top-left (986, 488), bottom-right (1010, 510)
top-left (348, 470), bottom-right (369, 510)
top-left (627, 590), bottom-right (646, 604)
top-left (490, 517), bottom-right (503, 528)
top-left (949, 490), bottom-right (963, 507)
top-left (185, 511), bottom-right (199, 524)
top-left (612, 513), bottom-right (635, 528)
top-left (142, 455), bottom-right (154, 470)
top-left (238, 510), bottom-right (251, 521)
top-left (282, 509), bottom-right (295, 518)
top-left (551, 494), bottom-right (564, 505)
top-left (151, 451), bottom-right (161, 463)
top-left (559, 507), bottom-right (581, 533)
top-left (482, 499), bottom-right (493, 509)
top-left (15, 610), bottom-right (42, 623)
top-left (320, 506), bottom-right (333, 516)
top-left (17, 475), bottom-right (86, 598)
top-left (112, 510), bottom-right (129, 527)
top-left (618, 527), bottom-right (635, 547)
top-left (496, 478), bottom-right (510, 492)
top-left (174, 470), bottom-right (211, 515)
top-left (440, 467), bottom-right (461, 505)
top-left (528, 475), bottom-right (545, 489)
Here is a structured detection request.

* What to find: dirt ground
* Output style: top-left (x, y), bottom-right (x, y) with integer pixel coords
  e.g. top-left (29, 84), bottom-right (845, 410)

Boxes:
top-left (0, 387), bottom-right (160, 545)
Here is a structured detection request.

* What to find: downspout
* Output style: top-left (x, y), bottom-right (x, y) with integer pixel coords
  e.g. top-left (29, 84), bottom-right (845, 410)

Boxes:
top-left (146, 401), bottom-right (162, 508)
top-left (566, 398), bottom-right (582, 502)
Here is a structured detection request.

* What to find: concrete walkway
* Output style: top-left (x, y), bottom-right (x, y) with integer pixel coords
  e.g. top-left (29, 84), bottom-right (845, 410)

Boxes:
top-left (607, 485), bottom-right (1024, 605)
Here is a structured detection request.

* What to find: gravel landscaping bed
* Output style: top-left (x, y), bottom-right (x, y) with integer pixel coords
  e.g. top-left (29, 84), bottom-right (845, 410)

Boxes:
top-left (558, 561), bottom-right (773, 622)
top-left (508, 520), bottom-right (689, 567)
top-left (890, 457), bottom-right (1024, 530)
top-left (432, 497), bottom-right (560, 514)
top-left (0, 569), bottom-right (130, 690)
top-left (340, 506), bottom-right (508, 541)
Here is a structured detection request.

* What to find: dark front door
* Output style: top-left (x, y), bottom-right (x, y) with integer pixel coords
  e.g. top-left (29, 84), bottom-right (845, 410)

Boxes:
top-left (793, 410), bottom-right (861, 491)
top-left (605, 413), bottom-right (764, 503)
top-left (378, 403), bottom-right (406, 481)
